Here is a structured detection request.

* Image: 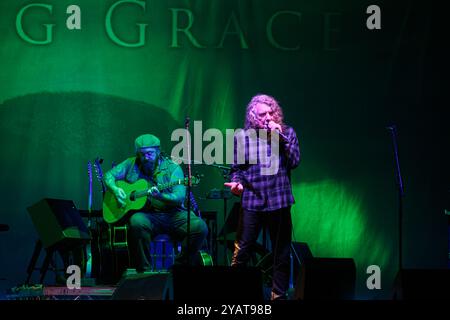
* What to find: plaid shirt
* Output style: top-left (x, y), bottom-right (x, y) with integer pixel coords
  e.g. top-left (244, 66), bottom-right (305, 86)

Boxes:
top-left (230, 125), bottom-right (301, 212)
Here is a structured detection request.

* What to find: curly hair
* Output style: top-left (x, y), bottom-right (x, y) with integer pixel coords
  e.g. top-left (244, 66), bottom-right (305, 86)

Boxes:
top-left (244, 94), bottom-right (284, 129)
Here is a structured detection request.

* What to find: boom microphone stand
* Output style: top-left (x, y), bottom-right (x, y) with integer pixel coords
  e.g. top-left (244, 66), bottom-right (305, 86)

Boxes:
top-left (387, 124), bottom-right (405, 272)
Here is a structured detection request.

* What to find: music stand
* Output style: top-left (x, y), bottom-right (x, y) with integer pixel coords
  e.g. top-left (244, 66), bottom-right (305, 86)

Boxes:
top-left (215, 200), bottom-right (240, 264)
top-left (204, 164), bottom-right (234, 265)
top-left (25, 198), bottom-right (91, 285)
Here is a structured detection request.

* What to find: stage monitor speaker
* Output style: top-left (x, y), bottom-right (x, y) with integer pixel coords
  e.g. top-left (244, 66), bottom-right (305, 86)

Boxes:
top-left (27, 198), bottom-right (91, 249)
top-left (171, 266), bottom-right (264, 302)
top-left (218, 202), bottom-right (242, 237)
top-left (112, 272), bottom-right (171, 300)
top-left (393, 269), bottom-right (450, 300)
top-left (295, 257), bottom-right (356, 300)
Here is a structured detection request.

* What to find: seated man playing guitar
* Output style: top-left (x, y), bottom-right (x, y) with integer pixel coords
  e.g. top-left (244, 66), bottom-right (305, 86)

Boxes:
top-left (103, 133), bottom-right (208, 272)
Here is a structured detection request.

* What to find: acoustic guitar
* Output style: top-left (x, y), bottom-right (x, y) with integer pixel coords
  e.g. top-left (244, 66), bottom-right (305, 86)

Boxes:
top-left (103, 176), bottom-right (201, 225)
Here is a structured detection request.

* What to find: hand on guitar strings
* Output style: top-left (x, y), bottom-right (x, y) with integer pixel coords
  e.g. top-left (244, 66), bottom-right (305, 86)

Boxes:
top-left (113, 186), bottom-right (127, 207)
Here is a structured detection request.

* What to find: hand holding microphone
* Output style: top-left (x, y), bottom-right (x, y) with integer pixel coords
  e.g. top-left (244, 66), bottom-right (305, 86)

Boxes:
top-left (265, 120), bottom-right (288, 141)
top-left (266, 120), bottom-right (282, 132)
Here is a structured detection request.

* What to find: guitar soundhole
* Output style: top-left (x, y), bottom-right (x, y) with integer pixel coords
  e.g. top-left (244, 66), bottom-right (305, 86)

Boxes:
top-left (130, 191), bottom-right (136, 201)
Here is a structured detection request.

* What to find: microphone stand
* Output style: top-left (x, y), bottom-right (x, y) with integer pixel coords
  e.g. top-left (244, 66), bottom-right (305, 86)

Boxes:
top-left (219, 169), bottom-right (231, 266)
top-left (387, 125), bottom-right (405, 272)
top-left (170, 152), bottom-right (232, 265)
top-left (87, 161), bottom-right (93, 229)
top-left (185, 117), bottom-right (192, 266)
top-left (86, 161), bottom-right (93, 279)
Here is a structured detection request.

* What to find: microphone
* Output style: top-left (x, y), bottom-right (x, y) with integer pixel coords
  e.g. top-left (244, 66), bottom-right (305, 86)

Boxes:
top-left (210, 163), bottom-right (231, 171)
top-left (266, 120), bottom-right (289, 141)
top-left (386, 123), bottom-right (397, 131)
top-left (386, 124), bottom-right (398, 137)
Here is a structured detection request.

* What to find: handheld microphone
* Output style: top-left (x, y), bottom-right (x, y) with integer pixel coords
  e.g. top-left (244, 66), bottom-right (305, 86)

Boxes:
top-left (265, 120), bottom-right (289, 141)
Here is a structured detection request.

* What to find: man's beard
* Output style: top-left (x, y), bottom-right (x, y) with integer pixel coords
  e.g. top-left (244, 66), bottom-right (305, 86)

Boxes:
top-left (141, 159), bottom-right (156, 173)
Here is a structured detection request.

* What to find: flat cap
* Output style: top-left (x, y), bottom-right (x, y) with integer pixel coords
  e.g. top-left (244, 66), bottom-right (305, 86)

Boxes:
top-left (134, 134), bottom-right (160, 151)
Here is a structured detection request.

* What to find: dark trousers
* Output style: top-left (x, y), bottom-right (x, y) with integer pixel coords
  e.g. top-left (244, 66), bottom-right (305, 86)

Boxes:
top-left (231, 207), bottom-right (292, 298)
top-left (128, 210), bottom-right (208, 271)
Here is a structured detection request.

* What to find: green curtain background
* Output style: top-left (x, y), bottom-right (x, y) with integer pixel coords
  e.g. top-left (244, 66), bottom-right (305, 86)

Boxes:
top-left (0, 0), bottom-right (447, 299)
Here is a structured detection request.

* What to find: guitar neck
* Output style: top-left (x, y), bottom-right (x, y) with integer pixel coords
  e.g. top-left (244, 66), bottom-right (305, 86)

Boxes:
top-left (157, 178), bottom-right (187, 191)
top-left (94, 158), bottom-right (106, 195)
top-left (132, 179), bottom-right (187, 199)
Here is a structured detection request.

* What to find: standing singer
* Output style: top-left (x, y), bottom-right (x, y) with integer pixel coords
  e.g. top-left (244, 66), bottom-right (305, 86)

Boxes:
top-left (225, 94), bottom-right (301, 300)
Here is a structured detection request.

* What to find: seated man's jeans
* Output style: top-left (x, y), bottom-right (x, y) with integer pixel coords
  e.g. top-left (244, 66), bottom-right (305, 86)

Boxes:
top-left (128, 210), bottom-right (208, 271)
